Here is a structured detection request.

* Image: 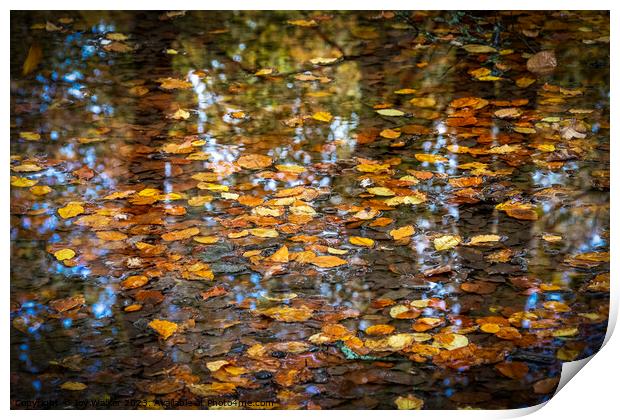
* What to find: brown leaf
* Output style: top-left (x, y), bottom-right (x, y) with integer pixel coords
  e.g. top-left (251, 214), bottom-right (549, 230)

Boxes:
top-left (527, 50), bottom-right (557, 74)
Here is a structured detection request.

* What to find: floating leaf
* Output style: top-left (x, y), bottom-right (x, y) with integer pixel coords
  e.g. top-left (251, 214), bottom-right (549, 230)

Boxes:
top-left (311, 255), bottom-right (347, 268)
top-left (389, 225), bottom-right (415, 240)
top-left (395, 395), bottom-right (424, 410)
top-left (434, 235), bottom-right (462, 251)
top-left (366, 187), bottom-right (395, 196)
top-left (462, 44), bottom-right (497, 53)
top-left (312, 111), bottom-right (333, 122)
top-left (237, 154), bottom-right (273, 169)
top-left (162, 227), bottom-right (200, 241)
top-left (54, 248), bottom-right (75, 261)
top-left (121, 275), bottom-right (149, 289)
top-left (148, 319), bottom-right (179, 340)
top-left (349, 236), bottom-right (374, 247)
top-left (376, 108), bottom-right (405, 117)
top-left (58, 202), bottom-right (85, 219)
top-left (60, 382), bottom-right (87, 391)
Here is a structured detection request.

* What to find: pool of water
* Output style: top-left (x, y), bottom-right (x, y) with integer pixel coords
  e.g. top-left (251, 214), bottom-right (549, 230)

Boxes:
top-left (10, 10), bottom-right (609, 409)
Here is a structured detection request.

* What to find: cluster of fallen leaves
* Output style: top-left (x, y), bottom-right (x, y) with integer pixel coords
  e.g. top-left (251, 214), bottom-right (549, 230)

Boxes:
top-left (10, 10), bottom-right (609, 410)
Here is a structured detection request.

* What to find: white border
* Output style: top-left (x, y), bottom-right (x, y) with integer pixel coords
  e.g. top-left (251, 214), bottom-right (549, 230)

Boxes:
top-left (3, 2), bottom-right (617, 419)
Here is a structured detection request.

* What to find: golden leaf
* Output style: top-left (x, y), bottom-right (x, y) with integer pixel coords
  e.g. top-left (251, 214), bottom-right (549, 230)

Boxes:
top-left (22, 44), bottom-right (43, 76)
top-left (312, 111), bottom-right (333, 122)
top-left (409, 97), bottom-right (436, 108)
top-left (159, 77), bottom-right (192, 90)
top-left (54, 248), bottom-right (76, 261)
top-left (394, 394), bottom-right (424, 410)
top-left (20, 131), bottom-right (41, 141)
top-left (148, 319), bottom-right (179, 340)
top-left (162, 227), bottom-right (200, 241)
top-left (254, 68), bottom-right (274, 76)
top-left (96, 231), bottom-right (128, 241)
top-left (58, 202), bottom-right (85, 219)
top-left (206, 360), bottom-right (230, 372)
top-left (365, 324), bottom-right (395, 336)
top-left (193, 236), bottom-right (219, 244)
top-left (366, 187), bottom-right (395, 196)
top-left (60, 382), bottom-right (87, 391)
top-left (462, 44), bottom-right (497, 53)
top-left (379, 128), bottom-right (401, 139)
top-left (237, 154), bottom-right (273, 170)
top-left (310, 255), bottom-right (347, 268)
top-left (249, 228), bottom-right (279, 238)
top-left (29, 185), bottom-right (52, 195)
top-left (349, 236), bottom-right (374, 247)
top-left (468, 234), bottom-right (501, 245)
top-left (434, 235), bottom-right (462, 251)
top-left (415, 153), bottom-right (448, 163)
top-left (258, 306), bottom-right (314, 322)
top-left (11, 176), bottom-right (38, 187)
top-left (121, 275), bottom-right (149, 289)
top-left (376, 108), bottom-right (405, 117)
top-left (270, 245), bottom-right (289, 263)
top-left (389, 225), bottom-right (415, 240)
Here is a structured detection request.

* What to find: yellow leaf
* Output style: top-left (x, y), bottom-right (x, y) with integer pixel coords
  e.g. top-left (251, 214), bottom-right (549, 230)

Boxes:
top-left (309, 57), bottom-right (339, 65)
top-left (312, 111), bottom-right (333, 122)
top-left (409, 97), bottom-right (436, 108)
top-left (188, 196), bottom-right (213, 206)
top-left (349, 237), bottom-right (374, 247)
top-left (434, 235), bottom-right (462, 251)
top-left (415, 153), bottom-right (448, 163)
top-left (193, 236), bottom-right (219, 244)
top-left (23, 44), bottom-right (43, 76)
top-left (171, 108), bottom-right (190, 120)
top-left (287, 19), bottom-right (318, 27)
top-left (11, 176), bottom-right (38, 187)
top-left (206, 360), bottom-right (230, 372)
top-left (395, 395), bottom-right (424, 410)
top-left (270, 245), bottom-right (289, 262)
top-left (365, 324), bottom-right (395, 335)
top-left (12, 163), bottom-right (43, 172)
top-left (327, 247), bottom-right (348, 255)
top-left (311, 255), bottom-right (347, 268)
top-left (389, 225), bottom-right (415, 240)
top-left (380, 128), bottom-right (401, 139)
top-left (237, 154), bottom-right (273, 170)
top-left (249, 228), bottom-right (279, 238)
top-left (58, 202), bottom-right (85, 219)
top-left (158, 77), bottom-right (192, 90)
top-left (275, 164), bottom-right (306, 173)
top-left (394, 88), bottom-right (417, 94)
top-left (121, 275), bottom-right (149, 289)
top-left (462, 44), bottom-right (497, 53)
top-left (366, 187), bottom-right (395, 196)
top-left (54, 248), bottom-right (75, 261)
top-left (516, 76), bottom-right (536, 88)
top-left (96, 231), bottom-right (128, 241)
top-left (29, 185), bottom-right (51, 195)
top-left (468, 234), bottom-right (501, 245)
top-left (376, 109), bottom-right (405, 117)
top-left (258, 306), bottom-right (313, 322)
top-left (536, 143), bottom-right (556, 152)
top-left (61, 382), bottom-right (87, 391)
top-left (20, 131), bottom-right (41, 141)
top-left (148, 319), bottom-right (178, 340)
top-left (197, 182), bottom-right (228, 192)
top-left (255, 68), bottom-right (274, 76)
top-left (162, 227), bottom-right (200, 241)
top-left (355, 163), bottom-right (390, 173)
